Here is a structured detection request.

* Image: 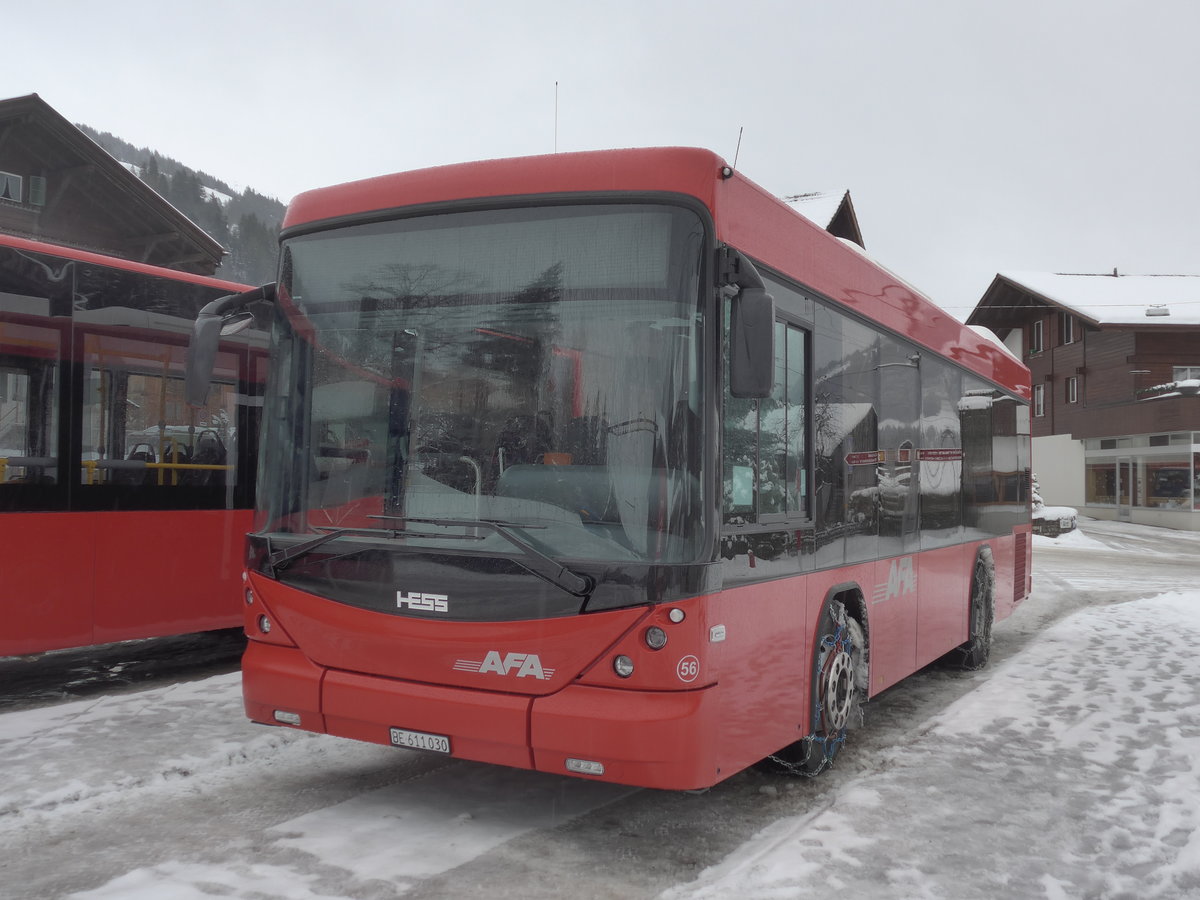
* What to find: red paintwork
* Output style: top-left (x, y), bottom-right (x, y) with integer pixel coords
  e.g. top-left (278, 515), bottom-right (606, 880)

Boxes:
top-left (243, 533), bottom-right (1028, 790)
top-left (1, 509), bottom-right (251, 656)
top-left (243, 148), bottom-right (1036, 790)
top-left (1, 234), bottom-right (256, 656)
top-left (284, 147), bottom-right (1029, 399)
top-left (0, 233), bottom-right (250, 293)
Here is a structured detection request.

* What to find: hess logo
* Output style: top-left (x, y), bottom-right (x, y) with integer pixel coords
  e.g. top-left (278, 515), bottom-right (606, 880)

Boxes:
top-left (396, 591), bottom-right (449, 613)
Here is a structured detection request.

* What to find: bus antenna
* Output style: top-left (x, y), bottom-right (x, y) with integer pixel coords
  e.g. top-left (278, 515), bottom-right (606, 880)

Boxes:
top-left (733, 126), bottom-right (743, 169)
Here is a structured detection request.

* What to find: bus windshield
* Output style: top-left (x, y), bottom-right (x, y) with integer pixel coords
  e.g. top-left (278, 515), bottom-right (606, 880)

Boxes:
top-left (261, 203), bottom-right (707, 567)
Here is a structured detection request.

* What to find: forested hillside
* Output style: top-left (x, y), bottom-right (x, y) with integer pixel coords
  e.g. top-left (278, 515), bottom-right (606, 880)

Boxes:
top-left (78, 125), bottom-right (283, 285)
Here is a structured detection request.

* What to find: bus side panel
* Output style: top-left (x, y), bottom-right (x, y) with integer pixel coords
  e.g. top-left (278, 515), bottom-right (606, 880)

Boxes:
top-left (863, 557), bottom-right (920, 695)
top-left (91, 509), bottom-right (250, 645)
top-left (991, 527), bottom-right (1032, 622)
top-left (0, 512), bottom-right (96, 655)
top-left (915, 543), bottom-right (969, 670)
top-left (707, 577), bottom-right (811, 780)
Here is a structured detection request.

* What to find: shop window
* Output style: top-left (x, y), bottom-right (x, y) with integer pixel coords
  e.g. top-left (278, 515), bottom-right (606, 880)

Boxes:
top-left (1195, 453), bottom-right (1200, 511)
top-left (1146, 460), bottom-right (1191, 509)
top-left (1085, 462), bottom-right (1116, 504)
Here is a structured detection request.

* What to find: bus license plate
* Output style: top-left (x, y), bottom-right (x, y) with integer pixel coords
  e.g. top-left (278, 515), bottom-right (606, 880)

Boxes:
top-left (390, 727), bottom-right (451, 754)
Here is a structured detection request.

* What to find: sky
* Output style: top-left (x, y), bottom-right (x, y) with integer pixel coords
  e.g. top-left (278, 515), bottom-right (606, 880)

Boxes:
top-left (9, 0), bottom-right (1200, 317)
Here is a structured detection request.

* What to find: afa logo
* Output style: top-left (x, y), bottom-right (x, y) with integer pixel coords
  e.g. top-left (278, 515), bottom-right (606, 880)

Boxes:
top-left (453, 651), bottom-right (556, 680)
top-left (872, 556), bottom-right (916, 604)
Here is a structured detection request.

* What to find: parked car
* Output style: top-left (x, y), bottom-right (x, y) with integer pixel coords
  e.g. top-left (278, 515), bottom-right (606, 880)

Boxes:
top-left (1034, 505), bottom-right (1078, 537)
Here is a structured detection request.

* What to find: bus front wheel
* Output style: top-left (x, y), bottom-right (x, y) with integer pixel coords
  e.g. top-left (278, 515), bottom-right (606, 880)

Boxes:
top-left (763, 598), bottom-right (865, 777)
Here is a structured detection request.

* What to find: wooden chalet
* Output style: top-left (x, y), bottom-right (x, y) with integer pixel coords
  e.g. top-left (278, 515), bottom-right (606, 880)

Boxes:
top-left (0, 93), bottom-right (224, 275)
top-left (970, 271), bottom-right (1200, 529)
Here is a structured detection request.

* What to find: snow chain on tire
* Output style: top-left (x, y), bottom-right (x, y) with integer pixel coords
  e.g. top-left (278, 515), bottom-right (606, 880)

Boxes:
top-left (768, 605), bottom-right (863, 777)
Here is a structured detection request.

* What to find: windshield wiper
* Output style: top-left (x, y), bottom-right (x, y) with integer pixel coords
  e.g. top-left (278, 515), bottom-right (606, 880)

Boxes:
top-left (265, 527), bottom-right (403, 576)
top-left (266, 518), bottom-right (594, 599)
top-left (371, 515), bottom-right (595, 598)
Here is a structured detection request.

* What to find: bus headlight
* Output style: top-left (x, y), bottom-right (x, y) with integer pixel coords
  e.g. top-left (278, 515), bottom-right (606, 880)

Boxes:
top-left (644, 626), bottom-right (668, 650)
top-left (613, 655), bottom-right (634, 678)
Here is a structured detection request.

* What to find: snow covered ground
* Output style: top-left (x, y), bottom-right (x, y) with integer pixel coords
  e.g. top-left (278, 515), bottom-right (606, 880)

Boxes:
top-left (2, 518), bottom-right (1198, 899)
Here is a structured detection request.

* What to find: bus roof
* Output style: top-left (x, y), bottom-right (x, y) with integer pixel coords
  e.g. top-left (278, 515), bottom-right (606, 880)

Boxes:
top-left (282, 147), bottom-right (1029, 397)
top-left (0, 232), bottom-right (251, 294)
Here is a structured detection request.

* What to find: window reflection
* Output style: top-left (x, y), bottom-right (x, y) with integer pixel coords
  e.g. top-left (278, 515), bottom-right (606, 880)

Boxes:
top-left (81, 332), bottom-right (237, 489)
top-left (0, 320), bottom-right (60, 485)
top-left (268, 204), bottom-right (706, 564)
top-left (721, 313), bottom-right (809, 525)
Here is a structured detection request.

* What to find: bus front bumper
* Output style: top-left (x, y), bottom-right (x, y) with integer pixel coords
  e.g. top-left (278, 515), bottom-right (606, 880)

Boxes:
top-left (243, 640), bottom-right (723, 791)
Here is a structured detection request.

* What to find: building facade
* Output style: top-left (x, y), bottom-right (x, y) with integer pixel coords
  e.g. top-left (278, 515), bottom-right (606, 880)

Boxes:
top-left (0, 94), bottom-right (224, 274)
top-left (969, 271), bottom-right (1200, 529)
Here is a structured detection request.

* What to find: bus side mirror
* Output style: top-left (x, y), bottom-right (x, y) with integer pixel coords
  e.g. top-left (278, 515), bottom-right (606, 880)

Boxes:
top-left (186, 313), bottom-right (224, 407)
top-left (730, 286), bottom-right (775, 398)
top-left (186, 283), bottom-right (276, 407)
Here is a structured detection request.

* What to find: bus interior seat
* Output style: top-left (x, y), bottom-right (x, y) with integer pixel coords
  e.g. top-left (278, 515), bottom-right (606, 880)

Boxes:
top-left (558, 416), bottom-right (609, 465)
top-left (184, 430), bottom-right (226, 487)
top-left (114, 442), bottom-right (156, 486)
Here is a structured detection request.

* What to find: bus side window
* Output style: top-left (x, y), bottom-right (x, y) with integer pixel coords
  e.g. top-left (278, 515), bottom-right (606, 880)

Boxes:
top-left (722, 314), bottom-right (809, 525)
top-left (80, 330), bottom-right (237, 492)
top-left (0, 354), bottom-right (60, 486)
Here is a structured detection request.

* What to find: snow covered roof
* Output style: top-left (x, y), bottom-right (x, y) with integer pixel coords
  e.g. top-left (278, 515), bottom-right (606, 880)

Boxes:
top-left (783, 190), bottom-right (865, 248)
top-left (0, 93), bottom-right (226, 275)
top-left (970, 271), bottom-right (1200, 329)
top-left (785, 190), bottom-right (846, 227)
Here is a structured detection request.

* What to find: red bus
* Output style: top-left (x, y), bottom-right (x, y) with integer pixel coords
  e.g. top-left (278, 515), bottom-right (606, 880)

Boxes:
top-left (0, 233), bottom-right (265, 656)
top-left (189, 148), bottom-right (1032, 790)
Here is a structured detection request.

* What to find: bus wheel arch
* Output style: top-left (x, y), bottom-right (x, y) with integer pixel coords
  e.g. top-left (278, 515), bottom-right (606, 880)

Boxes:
top-left (945, 545), bottom-right (996, 670)
top-left (763, 586), bottom-right (868, 776)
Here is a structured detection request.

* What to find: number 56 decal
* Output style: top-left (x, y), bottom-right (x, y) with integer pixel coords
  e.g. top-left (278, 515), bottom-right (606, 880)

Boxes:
top-left (676, 655), bottom-right (700, 683)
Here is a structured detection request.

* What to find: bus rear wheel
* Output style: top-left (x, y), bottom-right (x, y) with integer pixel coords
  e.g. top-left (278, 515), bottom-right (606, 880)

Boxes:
top-left (945, 550), bottom-right (995, 670)
top-left (763, 599), bottom-right (864, 777)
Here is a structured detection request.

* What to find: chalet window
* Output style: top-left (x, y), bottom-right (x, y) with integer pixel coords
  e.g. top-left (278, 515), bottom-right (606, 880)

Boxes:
top-left (1033, 384), bottom-right (1045, 417)
top-left (1172, 366), bottom-right (1200, 382)
top-left (1066, 376), bottom-right (1079, 404)
top-left (1029, 320), bottom-right (1044, 354)
top-left (28, 176), bottom-right (46, 207)
top-left (0, 171), bottom-right (21, 203)
top-left (1060, 312), bottom-right (1076, 345)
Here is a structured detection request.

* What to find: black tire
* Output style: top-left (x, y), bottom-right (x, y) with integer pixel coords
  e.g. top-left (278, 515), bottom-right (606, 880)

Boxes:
top-left (762, 599), bottom-right (865, 776)
top-left (947, 550), bottom-right (995, 670)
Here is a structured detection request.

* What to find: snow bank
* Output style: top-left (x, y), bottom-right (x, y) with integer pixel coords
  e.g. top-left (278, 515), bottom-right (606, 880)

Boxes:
top-left (667, 590), bottom-right (1200, 900)
top-left (0, 673), bottom-right (308, 825)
